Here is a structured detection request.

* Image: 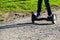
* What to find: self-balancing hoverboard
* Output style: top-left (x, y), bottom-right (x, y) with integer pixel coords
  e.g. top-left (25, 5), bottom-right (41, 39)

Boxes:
top-left (31, 12), bottom-right (57, 24)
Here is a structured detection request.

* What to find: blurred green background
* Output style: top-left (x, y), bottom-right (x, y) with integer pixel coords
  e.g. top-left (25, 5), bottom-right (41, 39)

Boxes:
top-left (0, 0), bottom-right (60, 17)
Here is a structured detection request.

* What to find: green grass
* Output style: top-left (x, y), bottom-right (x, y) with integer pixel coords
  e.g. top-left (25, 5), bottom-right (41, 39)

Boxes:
top-left (0, 0), bottom-right (60, 22)
top-left (0, 0), bottom-right (60, 15)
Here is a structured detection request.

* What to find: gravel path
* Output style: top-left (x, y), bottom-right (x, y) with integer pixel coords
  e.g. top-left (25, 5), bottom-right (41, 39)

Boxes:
top-left (0, 9), bottom-right (60, 40)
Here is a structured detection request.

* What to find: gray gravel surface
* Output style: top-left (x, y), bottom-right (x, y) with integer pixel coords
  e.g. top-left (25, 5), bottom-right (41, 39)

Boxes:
top-left (0, 9), bottom-right (60, 40)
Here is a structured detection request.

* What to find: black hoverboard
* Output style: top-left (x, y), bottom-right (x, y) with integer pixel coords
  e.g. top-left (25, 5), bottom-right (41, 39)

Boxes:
top-left (31, 12), bottom-right (57, 24)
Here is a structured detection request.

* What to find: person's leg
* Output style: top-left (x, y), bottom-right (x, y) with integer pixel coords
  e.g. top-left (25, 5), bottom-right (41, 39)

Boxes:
top-left (37, 0), bottom-right (42, 17)
top-left (44, 0), bottom-right (52, 16)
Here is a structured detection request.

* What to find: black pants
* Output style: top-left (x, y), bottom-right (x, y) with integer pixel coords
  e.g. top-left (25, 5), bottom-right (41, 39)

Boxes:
top-left (37, 0), bottom-right (52, 16)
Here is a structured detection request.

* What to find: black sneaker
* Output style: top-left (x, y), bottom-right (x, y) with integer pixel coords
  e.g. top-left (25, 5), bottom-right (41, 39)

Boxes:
top-left (36, 15), bottom-right (41, 19)
top-left (47, 14), bottom-right (53, 21)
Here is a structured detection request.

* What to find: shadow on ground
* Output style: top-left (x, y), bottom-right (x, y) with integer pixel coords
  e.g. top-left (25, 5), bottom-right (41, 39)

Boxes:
top-left (0, 22), bottom-right (53, 29)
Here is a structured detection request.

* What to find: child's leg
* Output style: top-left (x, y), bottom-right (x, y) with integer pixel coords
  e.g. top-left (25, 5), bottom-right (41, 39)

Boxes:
top-left (44, 0), bottom-right (52, 16)
top-left (37, 0), bottom-right (42, 17)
